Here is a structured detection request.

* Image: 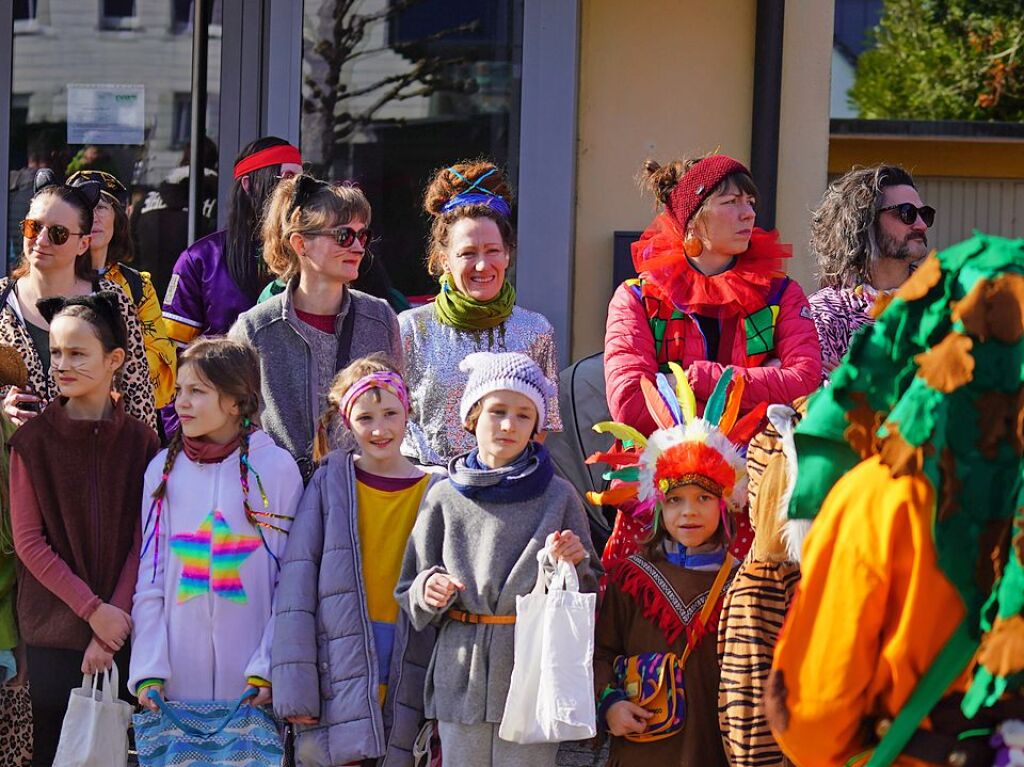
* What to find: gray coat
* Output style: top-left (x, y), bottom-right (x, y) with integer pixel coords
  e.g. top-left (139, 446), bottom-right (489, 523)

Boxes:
top-left (271, 451), bottom-right (444, 767)
top-left (395, 473), bottom-right (600, 725)
top-left (229, 285), bottom-right (401, 481)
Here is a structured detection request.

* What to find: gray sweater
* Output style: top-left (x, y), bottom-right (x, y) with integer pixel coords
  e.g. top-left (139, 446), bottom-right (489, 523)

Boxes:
top-left (395, 470), bottom-right (600, 725)
top-left (229, 284), bottom-right (401, 481)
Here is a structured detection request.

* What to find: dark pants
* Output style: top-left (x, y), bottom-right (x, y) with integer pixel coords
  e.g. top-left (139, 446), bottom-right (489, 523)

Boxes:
top-left (26, 644), bottom-right (130, 767)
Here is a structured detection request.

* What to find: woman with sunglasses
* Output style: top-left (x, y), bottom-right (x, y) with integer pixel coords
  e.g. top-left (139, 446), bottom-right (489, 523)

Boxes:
top-left (67, 170), bottom-right (177, 410)
top-left (400, 160), bottom-right (561, 466)
top-left (230, 174), bottom-right (401, 480)
top-left (0, 170), bottom-right (157, 429)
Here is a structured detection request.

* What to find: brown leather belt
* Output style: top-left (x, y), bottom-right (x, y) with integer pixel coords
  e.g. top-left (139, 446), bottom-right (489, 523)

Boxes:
top-left (447, 609), bottom-right (516, 625)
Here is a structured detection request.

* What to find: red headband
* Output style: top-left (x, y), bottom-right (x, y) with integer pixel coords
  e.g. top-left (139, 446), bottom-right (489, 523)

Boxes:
top-left (666, 155), bottom-right (750, 231)
top-left (233, 144), bottom-right (302, 179)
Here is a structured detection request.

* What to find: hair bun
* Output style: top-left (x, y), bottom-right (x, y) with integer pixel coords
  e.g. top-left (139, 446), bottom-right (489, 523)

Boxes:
top-left (423, 161), bottom-right (512, 218)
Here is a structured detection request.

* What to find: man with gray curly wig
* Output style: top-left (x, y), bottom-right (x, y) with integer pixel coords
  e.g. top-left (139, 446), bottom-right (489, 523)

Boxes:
top-left (807, 164), bottom-right (933, 373)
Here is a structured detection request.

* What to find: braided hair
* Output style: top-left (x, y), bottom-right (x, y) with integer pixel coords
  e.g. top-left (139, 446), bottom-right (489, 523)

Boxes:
top-left (141, 337), bottom-right (290, 579)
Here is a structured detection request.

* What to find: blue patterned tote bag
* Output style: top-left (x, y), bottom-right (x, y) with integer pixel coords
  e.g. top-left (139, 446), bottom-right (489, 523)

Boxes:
top-left (133, 689), bottom-right (283, 767)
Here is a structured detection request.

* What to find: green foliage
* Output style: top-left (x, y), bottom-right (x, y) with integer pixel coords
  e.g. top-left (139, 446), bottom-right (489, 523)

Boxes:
top-left (849, 0), bottom-right (1024, 121)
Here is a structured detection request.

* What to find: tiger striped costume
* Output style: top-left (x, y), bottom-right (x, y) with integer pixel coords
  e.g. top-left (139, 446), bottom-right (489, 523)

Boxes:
top-left (718, 406), bottom-right (803, 767)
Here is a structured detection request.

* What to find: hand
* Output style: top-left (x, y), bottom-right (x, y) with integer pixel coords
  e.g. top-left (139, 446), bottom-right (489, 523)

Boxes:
top-left (81, 637), bottom-right (115, 675)
top-left (549, 530), bottom-right (586, 565)
top-left (138, 684), bottom-right (164, 712)
top-left (287, 715), bottom-right (319, 726)
top-left (423, 572), bottom-right (464, 609)
top-left (3, 387), bottom-right (40, 426)
top-left (87, 603), bottom-right (132, 649)
top-left (246, 685), bottom-right (272, 707)
top-left (606, 700), bottom-right (653, 737)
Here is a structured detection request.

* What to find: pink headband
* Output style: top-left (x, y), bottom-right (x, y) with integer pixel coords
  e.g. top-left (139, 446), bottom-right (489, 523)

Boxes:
top-left (339, 372), bottom-right (410, 427)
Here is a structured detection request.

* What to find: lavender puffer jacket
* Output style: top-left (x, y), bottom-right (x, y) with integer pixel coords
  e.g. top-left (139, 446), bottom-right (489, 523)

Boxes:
top-left (271, 451), bottom-right (443, 766)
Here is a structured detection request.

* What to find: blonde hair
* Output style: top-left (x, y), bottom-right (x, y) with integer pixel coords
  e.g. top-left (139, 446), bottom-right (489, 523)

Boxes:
top-left (313, 352), bottom-right (403, 462)
top-left (261, 175), bottom-right (372, 282)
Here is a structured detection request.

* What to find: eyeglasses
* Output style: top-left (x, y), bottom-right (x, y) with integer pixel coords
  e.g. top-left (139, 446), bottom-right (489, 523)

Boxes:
top-left (20, 218), bottom-right (88, 246)
top-left (878, 203), bottom-right (936, 228)
top-left (305, 227), bottom-right (372, 249)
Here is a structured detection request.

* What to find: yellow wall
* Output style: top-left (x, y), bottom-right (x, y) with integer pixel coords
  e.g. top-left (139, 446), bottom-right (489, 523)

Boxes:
top-left (829, 136), bottom-right (1024, 179)
top-left (572, 0), bottom-right (833, 359)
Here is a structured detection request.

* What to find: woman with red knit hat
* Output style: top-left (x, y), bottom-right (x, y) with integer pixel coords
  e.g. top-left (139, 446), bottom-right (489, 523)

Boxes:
top-left (601, 154), bottom-right (821, 567)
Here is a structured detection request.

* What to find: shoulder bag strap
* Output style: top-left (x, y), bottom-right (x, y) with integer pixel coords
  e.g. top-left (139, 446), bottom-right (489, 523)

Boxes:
top-left (334, 294), bottom-right (357, 372)
top-left (679, 553), bottom-right (735, 667)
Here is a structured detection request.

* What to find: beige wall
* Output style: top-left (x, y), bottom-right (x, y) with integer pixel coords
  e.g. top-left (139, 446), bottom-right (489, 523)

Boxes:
top-left (571, 0), bottom-right (833, 359)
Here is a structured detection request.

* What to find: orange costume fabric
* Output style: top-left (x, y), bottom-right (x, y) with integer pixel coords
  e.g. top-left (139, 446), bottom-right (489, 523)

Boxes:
top-left (769, 456), bottom-right (966, 767)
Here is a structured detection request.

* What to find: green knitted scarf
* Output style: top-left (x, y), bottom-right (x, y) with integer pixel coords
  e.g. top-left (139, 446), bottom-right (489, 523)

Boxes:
top-left (433, 272), bottom-right (516, 331)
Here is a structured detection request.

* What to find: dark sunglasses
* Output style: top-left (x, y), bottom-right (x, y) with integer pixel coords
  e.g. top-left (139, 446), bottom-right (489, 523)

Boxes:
top-left (878, 202), bottom-right (935, 228)
top-left (20, 218), bottom-right (87, 246)
top-left (306, 227), bottom-right (372, 248)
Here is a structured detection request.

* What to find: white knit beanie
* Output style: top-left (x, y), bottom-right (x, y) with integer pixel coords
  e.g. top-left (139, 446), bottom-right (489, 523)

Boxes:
top-left (459, 352), bottom-right (556, 427)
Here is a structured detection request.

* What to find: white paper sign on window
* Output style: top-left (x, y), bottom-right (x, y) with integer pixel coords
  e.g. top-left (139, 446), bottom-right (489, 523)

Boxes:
top-left (67, 84), bottom-right (145, 145)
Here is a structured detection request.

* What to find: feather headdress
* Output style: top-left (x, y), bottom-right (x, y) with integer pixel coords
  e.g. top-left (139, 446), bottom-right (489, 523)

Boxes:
top-left (586, 366), bottom-right (764, 516)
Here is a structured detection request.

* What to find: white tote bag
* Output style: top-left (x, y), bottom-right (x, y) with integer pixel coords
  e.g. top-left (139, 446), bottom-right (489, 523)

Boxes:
top-left (52, 664), bottom-right (132, 767)
top-left (499, 549), bottom-right (598, 744)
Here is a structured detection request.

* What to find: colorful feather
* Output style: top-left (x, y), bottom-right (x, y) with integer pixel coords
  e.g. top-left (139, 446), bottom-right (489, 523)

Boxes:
top-left (667, 361), bottom-right (696, 424)
top-left (586, 484), bottom-right (640, 507)
top-left (655, 373), bottom-right (683, 424)
top-left (718, 375), bottom-right (746, 436)
top-left (728, 401), bottom-right (769, 444)
top-left (585, 450), bottom-right (640, 466)
top-left (641, 376), bottom-right (677, 430)
top-left (593, 421), bottom-right (648, 448)
top-left (605, 466), bottom-right (641, 483)
top-left (704, 367), bottom-right (735, 426)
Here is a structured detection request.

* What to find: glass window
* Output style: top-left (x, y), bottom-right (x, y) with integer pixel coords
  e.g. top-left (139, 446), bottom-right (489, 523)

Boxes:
top-left (173, 0), bottom-right (224, 34)
top-left (13, 0), bottom-right (36, 21)
top-left (7, 0), bottom-right (222, 300)
top-left (301, 0), bottom-right (523, 301)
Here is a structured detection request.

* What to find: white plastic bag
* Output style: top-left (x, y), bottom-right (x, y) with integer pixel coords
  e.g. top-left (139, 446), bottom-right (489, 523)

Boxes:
top-left (52, 664), bottom-right (132, 767)
top-left (499, 549), bottom-right (597, 744)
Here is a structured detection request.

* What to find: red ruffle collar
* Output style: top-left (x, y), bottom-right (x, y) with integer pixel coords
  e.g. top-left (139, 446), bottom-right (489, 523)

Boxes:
top-left (630, 212), bottom-right (791, 316)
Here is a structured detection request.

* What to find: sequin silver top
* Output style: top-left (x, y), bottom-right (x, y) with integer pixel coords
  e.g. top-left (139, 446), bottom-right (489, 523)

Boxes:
top-left (399, 303), bottom-right (563, 465)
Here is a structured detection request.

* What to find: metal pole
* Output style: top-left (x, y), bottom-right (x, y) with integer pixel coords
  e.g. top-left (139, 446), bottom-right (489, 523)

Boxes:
top-left (750, 0), bottom-right (785, 231)
top-left (188, 0), bottom-right (211, 244)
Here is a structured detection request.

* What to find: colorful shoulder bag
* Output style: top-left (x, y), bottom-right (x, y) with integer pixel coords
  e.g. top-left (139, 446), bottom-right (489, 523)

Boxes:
top-left (611, 554), bottom-right (735, 742)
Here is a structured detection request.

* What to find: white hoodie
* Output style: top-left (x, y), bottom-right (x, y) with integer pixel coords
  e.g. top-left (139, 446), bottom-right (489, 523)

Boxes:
top-left (129, 429), bottom-right (303, 701)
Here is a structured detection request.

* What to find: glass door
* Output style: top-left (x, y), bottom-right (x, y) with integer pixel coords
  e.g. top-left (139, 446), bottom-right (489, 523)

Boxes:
top-left (5, 0), bottom-right (223, 301)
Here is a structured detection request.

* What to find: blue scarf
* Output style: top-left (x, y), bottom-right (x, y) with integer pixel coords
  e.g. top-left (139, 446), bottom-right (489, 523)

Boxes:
top-left (448, 442), bottom-right (554, 503)
top-left (664, 542), bottom-right (727, 571)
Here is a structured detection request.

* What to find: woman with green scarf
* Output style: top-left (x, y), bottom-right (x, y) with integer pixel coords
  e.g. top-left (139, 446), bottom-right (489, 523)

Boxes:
top-left (400, 161), bottom-right (561, 465)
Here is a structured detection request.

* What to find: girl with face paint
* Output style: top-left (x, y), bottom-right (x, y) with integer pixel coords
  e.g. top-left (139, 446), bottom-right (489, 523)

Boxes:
top-left (7, 292), bottom-right (159, 765)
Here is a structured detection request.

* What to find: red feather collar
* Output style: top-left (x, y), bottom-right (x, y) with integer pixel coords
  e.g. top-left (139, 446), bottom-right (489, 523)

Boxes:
top-left (630, 212), bottom-right (791, 317)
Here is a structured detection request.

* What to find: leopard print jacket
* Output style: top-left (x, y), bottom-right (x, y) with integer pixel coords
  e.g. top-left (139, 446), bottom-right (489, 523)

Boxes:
top-left (0, 277), bottom-right (157, 429)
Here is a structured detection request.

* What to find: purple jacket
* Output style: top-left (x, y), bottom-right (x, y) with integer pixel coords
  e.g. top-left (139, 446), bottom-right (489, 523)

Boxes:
top-left (160, 230), bottom-right (257, 433)
top-left (161, 230), bottom-right (254, 346)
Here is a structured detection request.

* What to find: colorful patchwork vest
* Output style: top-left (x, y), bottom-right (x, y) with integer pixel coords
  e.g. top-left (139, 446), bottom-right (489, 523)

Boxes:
top-left (626, 276), bottom-right (791, 372)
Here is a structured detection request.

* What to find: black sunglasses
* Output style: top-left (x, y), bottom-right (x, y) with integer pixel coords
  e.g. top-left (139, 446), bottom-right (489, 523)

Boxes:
top-left (878, 202), bottom-right (935, 228)
top-left (20, 218), bottom-right (88, 246)
top-left (305, 227), bottom-right (372, 249)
